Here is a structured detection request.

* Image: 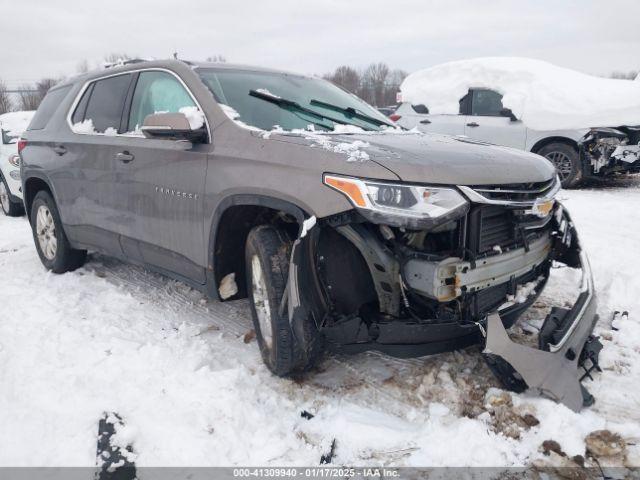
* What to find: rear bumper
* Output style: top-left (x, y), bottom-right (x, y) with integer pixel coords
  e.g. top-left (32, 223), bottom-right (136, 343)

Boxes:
top-left (484, 209), bottom-right (599, 412)
top-left (1, 166), bottom-right (23, 200)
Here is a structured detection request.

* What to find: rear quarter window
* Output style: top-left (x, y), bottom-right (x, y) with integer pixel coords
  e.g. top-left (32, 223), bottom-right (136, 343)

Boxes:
top-left (28, 86), bottom-right (72, 131)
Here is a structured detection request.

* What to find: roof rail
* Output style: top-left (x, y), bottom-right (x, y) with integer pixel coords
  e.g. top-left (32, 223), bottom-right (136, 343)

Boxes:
top-left (103, 58), bottom-right (151, 69)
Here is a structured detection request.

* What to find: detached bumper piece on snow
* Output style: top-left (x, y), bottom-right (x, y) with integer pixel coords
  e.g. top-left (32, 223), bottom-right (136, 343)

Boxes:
top-left (580, 126), bottom-right (640, 176)
top-left (484, 207), bottom-right (600, 412)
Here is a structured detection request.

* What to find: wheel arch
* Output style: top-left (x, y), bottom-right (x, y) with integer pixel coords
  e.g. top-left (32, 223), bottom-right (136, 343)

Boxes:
top-left (23, 174), bottom-right (55, 221)
top-left (206, 194), bottom-right (310, 301)
top-left (530, 136), bottom-right (579, 155)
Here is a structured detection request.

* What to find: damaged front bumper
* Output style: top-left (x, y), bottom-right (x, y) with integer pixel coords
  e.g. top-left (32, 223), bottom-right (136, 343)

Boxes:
top-left (580, 126), bottom-right (640, 175)
top-left (483, 207), bottom-right (600, 412)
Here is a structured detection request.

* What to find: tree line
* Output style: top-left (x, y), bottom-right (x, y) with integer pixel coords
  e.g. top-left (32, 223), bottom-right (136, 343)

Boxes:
top-left (1, 53), bottom-right (637, 115)
top-left (323, 63), bottom-right (407, 107)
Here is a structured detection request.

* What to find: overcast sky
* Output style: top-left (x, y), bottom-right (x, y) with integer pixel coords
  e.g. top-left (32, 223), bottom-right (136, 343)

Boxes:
top-left (1, 0), bottom-right (638, 87)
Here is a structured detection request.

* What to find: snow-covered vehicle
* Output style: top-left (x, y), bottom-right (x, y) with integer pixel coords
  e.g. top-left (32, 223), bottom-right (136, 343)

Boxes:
top-left (395, 58), bottom-right (640, 188)
top-left (0, 111), bottom-right (35, 216)
top-left (20, 59), bottom-right (599, 411)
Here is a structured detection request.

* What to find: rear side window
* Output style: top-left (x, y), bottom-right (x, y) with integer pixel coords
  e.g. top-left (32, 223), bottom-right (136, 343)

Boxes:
top-left (127, 71), bottom-right (195, 131)
top-left (77, 74), bottom-right (132, 133)
top-left (28, 86), bottom-right (71, 130)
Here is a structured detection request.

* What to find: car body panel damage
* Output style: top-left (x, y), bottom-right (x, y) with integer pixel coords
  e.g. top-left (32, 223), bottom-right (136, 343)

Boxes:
top-left (404, 234), bottom-right (551, 302)
top-left (484, 208), bottom-right (599, 411)
top-left (285, 192), bottom-right (600, 409)
top-left (580, 126), bottom-right (640, 175)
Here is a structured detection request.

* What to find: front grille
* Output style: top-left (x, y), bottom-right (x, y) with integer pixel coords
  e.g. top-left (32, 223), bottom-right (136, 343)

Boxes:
top-left (477, 206), bottom-right (513, 253)
top-left (466, 204), bottom-right (551, 256)
top-left (469, 177), bottom-right (557, 202)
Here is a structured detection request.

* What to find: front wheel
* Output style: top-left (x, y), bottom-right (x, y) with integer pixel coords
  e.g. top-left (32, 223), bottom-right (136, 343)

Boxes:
top-left (0, 174), bottom-right (24, 217)
top-left (30, 190), bottom-right (87, 273)
top-left (538, 142), bottom-right (583, 188)
top-left (245, 224), bottom-right (322, 376)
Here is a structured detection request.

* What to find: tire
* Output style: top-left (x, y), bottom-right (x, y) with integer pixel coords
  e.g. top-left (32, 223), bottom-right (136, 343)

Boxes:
top-left (245, 224), bottom-right (322, 376)
top-left (0, 174), bottom-right (24, 217)
top-left (30, 190), bottom-right (87, 273)
top-left (537, 142), bottom-right (583, 188)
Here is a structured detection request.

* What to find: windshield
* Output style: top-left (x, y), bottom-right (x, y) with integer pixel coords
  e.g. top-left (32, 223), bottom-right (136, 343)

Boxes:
top-left (197, 68), bottom-right (392, 132)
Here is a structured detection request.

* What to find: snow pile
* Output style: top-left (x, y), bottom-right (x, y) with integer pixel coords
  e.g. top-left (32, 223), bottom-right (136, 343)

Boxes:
top-left (401, 57), bottom-right (640, 130)
top-left (308, 134), bottom-right (370, 162)
top-left (0, 111), bottom-right (35, 138)
top-left (72, 118), bottom-right (97, 134)
top-left (71, 118), bottom-right (117, 136)
top-left (179, 106), bottom-right (205, 130)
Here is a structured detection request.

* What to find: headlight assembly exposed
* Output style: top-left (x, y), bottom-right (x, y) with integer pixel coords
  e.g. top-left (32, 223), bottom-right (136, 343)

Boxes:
top-left (323, 174), bottom-right (469, 229)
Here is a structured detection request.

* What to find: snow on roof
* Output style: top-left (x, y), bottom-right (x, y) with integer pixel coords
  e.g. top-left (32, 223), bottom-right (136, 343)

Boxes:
top-left (0, 111), bottom-right (36, 137)
top-left (400, 57), bottom-right (640, 130)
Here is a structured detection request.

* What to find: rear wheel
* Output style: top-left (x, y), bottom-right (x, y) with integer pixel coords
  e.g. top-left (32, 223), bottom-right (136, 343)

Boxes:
top-left (245, 224), bottom-right (322, 376)
top-left (0, 174), bottom-right (24, 217)
top-left (30, 190), bottom-right (86, 273)
top-left (538, 142), bottom-right (582, 188)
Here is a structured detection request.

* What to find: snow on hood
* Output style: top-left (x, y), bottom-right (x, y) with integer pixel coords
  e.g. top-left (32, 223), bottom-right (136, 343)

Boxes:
top-left (400, 57), bottom-right (640, 131)
top-left (0, 111), bottom-right (35, 138)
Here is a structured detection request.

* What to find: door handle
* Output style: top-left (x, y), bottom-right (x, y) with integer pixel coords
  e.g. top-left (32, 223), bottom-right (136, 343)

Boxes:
top-left (419, 119), bottom-right (431, 124)
top-left (116, 151), bottom-right (135, 163)
top-left (53, 145), bottom-right (67, 156)
top-left (466, 122), bottom-right (480, 127)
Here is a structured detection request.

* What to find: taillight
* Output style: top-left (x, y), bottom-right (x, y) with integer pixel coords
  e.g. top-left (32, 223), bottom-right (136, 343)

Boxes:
top-left (17, 138), bottom-right (27, 154)
top-left (389, 114), bottom-right (402, 122)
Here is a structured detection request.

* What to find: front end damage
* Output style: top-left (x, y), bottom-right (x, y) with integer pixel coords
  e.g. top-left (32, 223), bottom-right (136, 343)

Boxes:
top-left (286, 176), bottom-right (600, 411)
top-left (580, 126), bottom-right (640, 176)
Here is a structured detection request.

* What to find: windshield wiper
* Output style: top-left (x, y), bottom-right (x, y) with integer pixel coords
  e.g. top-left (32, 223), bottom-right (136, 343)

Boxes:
top-left (309, 99), bottom-right (395, 128)
top-left (249, 90), bottom-right (374, 131)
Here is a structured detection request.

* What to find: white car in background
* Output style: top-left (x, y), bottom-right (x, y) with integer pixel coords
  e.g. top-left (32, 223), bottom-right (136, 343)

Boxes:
top-left (395, 58), bottom-right (640, 188)
top-left (0, 111), bottom-right (35, 216)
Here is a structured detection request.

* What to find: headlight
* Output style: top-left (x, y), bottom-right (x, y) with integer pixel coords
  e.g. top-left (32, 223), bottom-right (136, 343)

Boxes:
top-left (324, 174), bottom-right (469, 229)
top-left (8, 154), bottom-right (21, 168)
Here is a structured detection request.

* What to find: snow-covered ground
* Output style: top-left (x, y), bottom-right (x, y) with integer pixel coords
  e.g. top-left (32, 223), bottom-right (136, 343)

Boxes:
top-left (1, 178), bottom-right (639, 469)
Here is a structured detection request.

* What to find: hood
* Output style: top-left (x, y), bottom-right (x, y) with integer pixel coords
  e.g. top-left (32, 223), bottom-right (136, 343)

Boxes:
top-left (323, 132), bottom-right (556, 185)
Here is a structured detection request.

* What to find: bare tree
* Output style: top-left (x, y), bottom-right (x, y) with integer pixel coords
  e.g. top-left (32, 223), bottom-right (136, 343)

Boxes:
top-left (0, 79), bottom-right (12, 114)
top-left (610, 70), bottom-right (638, 80)
top-left (384, 68), bottom-right (408, 105)
top-left (324, 66), bottom-right (360, 94)
top-left (16, 77), bottom-right (58, 111)
top-left (18, 85), bottom-right (40, 111)
top-left (362, 63), bottom-right (390, 106)
top-left (206, 54), bottom-right (227, 63)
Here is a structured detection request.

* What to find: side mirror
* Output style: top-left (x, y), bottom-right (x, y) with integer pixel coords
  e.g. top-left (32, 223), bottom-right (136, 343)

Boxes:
top-left (141, 112), bottom-right (206, 142)
top-left (500, 108), bottom-right (518, 121)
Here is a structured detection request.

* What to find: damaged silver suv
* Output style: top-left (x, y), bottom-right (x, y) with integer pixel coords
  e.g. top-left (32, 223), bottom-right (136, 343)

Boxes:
top-left (21, 60), bottom-right (599, 411)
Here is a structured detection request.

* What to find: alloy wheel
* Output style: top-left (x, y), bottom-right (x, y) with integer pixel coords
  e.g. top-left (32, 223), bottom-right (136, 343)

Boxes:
top-left (36, 205), bottom-right (57, 260)
top-left (545, 151), bottom-right (573, 181)
top-left (251, 254), bottom-right (273, 349)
